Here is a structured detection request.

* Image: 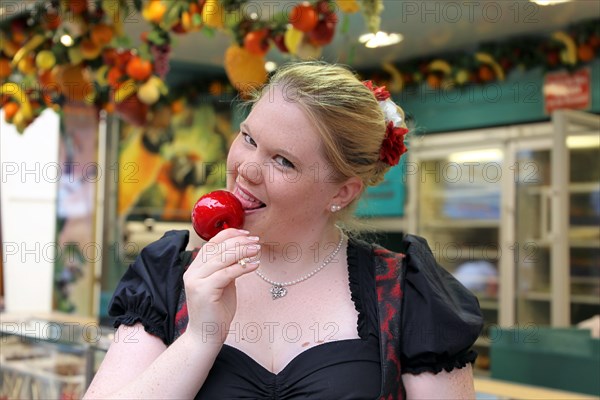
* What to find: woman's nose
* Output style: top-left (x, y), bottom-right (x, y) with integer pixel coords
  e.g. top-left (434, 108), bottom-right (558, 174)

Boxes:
top-left (236, 159), bottom-right (264, 185)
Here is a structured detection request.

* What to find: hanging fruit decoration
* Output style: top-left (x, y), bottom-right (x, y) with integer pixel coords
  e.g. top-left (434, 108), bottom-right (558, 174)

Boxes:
top-left (0, 0), bottom-right (369, 132)
top-left (0, 1), bottom-right (597, 133)
top-left (224, 44), bottom-right (268, 97)
top-left (396, 18), bottom-right (599, 91)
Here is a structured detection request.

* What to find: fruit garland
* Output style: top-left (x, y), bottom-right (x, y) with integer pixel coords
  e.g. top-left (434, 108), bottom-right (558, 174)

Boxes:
top-left (1, 1), bottom-right (597, 133)
top-left (0, 0), bottom-right (370, 133)
top-left (363, 18), bottom-right (599, 92)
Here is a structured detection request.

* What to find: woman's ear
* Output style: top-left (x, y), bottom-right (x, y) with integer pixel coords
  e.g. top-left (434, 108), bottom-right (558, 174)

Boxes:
top-left (331, 176), bottom-right (364, 209)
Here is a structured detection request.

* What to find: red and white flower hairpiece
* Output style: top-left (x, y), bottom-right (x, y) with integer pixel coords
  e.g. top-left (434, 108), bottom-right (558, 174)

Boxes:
top-left (363, 81), bottom-right (408, 166)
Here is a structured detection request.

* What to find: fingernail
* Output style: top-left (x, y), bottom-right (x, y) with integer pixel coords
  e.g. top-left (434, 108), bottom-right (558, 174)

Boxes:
top-left (238, 229), bottom-right (250, 234)
top-left (247, 236), bottom-right (260, 241)
top-left (246, 244), bottom-right (261, 251)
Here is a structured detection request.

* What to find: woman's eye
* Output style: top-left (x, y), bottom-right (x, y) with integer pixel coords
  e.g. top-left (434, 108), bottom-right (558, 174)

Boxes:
top-left (275, 155), bottom-right (294, 169)
top-left (242, 132), bottom-right (256, 146)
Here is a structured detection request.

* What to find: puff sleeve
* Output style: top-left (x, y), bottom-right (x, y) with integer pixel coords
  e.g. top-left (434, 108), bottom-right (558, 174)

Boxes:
top-left (108, 230), bottom-right (190, 346)
top-left (400, 234), bottom-right (483, 375)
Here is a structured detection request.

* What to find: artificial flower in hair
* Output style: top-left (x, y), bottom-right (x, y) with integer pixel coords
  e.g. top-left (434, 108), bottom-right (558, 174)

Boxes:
top-left (380, 122), bottom-right (408, 166)
top-left (363, 80), bottom-right (391, 101)
top-left (363, 80), bottom-right (408, 166)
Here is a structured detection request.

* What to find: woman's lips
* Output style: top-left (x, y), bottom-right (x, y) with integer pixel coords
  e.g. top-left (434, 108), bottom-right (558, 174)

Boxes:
top-left (233, 186), bottom-right (265, 211)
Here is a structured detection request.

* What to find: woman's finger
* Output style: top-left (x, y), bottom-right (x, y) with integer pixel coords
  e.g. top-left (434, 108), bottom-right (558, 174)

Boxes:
top-left (199, 235), bottom-right (260, 265)
top-left (186, 240), bottom-right (261, 279)
top-left (205, 257), bottom-right (261, 290)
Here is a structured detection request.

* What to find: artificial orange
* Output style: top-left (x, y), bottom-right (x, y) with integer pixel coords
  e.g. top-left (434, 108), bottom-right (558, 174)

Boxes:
top-left (91, 23), bottom-right (114, 47)
top-left (125, 56), bottom-right (153, 81)
top-left (103, 102), bottom-right (115, 113)
top-left (3, 102), bottom-right (19, 121)
top-left (478, 65), bottom-right (494, 82)
top-left (289, 4), bottom-right (318, 33)
top-left (107, 66), bottom-right (124, 88)
top-left (170, 99), bottom-right (185, 114)
top-left (426, 74), bottom-right (442, 89)
top-left (577, 44), bottom-right (594, 63)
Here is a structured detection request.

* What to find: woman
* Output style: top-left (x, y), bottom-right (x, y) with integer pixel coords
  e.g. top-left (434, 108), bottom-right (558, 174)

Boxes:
top-left (85, 62), bottom-right (483, 399)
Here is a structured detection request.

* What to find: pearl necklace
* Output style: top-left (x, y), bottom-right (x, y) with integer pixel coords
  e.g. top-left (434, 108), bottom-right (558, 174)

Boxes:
top-left (255, 227), bottom-right (345, 300)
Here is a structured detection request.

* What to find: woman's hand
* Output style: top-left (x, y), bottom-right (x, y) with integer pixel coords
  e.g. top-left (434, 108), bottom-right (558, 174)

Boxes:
top-left (182, 228), bottom-right (260, 344)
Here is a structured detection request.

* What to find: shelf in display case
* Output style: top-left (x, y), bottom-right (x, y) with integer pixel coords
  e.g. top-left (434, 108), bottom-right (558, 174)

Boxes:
top-left (422, 219), bottom-right (500, 229)
top-left (521, 292), bottom-right (599, 305)
top-left (526, 226), bottom-right (600, 249)
top-left (571, 276), bottom-right (600, 284)
top-left (478, 299), bottom-right (499, 310)
top-left (521, 291), bottom-right (552, 301)
top-left (570, 295), bottom-right (600, 305)
top-left (524, 182), bottom-right (600, 194)
top-left (527, 238), bottom-right (600, 249)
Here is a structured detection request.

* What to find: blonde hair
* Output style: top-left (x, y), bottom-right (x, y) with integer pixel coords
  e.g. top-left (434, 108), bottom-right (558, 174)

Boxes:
top-left (249, 61), bottom-right (407, 228)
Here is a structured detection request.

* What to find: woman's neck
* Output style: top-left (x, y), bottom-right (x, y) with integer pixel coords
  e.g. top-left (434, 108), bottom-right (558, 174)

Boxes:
top-left (255, 225), bottom-right (344, 281)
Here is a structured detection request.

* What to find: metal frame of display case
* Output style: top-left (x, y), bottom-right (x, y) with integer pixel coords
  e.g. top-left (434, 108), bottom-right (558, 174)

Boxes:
top-left (551, 110), bottom-right (600, 326)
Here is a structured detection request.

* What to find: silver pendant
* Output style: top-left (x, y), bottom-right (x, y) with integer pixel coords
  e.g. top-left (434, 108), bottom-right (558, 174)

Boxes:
top-left (270, 285), bottom-right (287, 300)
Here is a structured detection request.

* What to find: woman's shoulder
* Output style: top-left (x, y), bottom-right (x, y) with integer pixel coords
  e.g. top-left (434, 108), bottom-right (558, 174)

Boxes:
top-left (352, 233), bottom-right (431, 272)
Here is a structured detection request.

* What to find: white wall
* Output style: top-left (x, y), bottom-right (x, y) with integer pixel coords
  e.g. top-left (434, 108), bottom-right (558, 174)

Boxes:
top-left (1, 109), bottom-right (60, 312)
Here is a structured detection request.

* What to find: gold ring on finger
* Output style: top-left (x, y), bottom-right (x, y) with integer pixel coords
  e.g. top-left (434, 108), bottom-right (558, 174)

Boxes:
top-left (239, 258), bottom-right (248, 268)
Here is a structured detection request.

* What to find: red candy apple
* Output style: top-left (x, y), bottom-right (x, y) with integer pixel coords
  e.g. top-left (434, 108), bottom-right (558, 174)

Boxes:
top-left (191, 190), bottom-right (245, 241)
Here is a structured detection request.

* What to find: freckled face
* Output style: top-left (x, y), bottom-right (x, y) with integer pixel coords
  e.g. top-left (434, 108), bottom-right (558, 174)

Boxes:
top-left (226, 87), bottom-right (339, 240)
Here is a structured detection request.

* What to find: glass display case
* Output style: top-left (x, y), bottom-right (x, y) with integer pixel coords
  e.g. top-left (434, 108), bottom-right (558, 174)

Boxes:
top-left (0, 313), bottom-right (110, 400)
top-left (406, 110), bottom-right (600, 375)
top-left (513, 111), bottom-right (600, 327)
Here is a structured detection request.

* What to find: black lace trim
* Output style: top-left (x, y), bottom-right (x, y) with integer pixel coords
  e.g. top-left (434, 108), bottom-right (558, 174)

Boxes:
top-left (401, 349), bottom-right (478, 375)
top-left (346, 239), bottom-right (369, 340)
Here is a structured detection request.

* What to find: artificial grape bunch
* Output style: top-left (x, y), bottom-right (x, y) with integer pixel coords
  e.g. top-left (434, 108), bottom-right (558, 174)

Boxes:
top-left (150, 43), bottom-right (171, 79)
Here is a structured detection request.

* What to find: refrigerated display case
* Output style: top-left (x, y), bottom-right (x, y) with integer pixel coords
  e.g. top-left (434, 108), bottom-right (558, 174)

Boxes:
top-left (511, 111), bottom-right (600, 327)
top-left (406, 110), bottom-right (600, 374)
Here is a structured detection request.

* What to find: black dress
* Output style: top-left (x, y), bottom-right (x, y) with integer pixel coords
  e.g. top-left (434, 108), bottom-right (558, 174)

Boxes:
top-left (109, 230), bottom-right (481, 399)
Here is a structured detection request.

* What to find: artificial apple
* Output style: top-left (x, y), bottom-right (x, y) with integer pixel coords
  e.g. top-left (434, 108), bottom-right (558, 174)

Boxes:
top-left (191, 190), bottom-right (245, 241)
top-left (307, 19), bottom-right (336, 46)
top-left (244, 29), bottom-right (270, 56)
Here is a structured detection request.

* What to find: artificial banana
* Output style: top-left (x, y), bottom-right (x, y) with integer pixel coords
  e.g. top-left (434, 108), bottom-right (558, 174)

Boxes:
top-left (552, 31), bottom-right (577, 65)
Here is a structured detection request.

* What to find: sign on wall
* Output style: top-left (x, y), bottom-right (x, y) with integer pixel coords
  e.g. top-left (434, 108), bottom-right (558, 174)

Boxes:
top-left (543, 68), bottom-right (591, 115)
